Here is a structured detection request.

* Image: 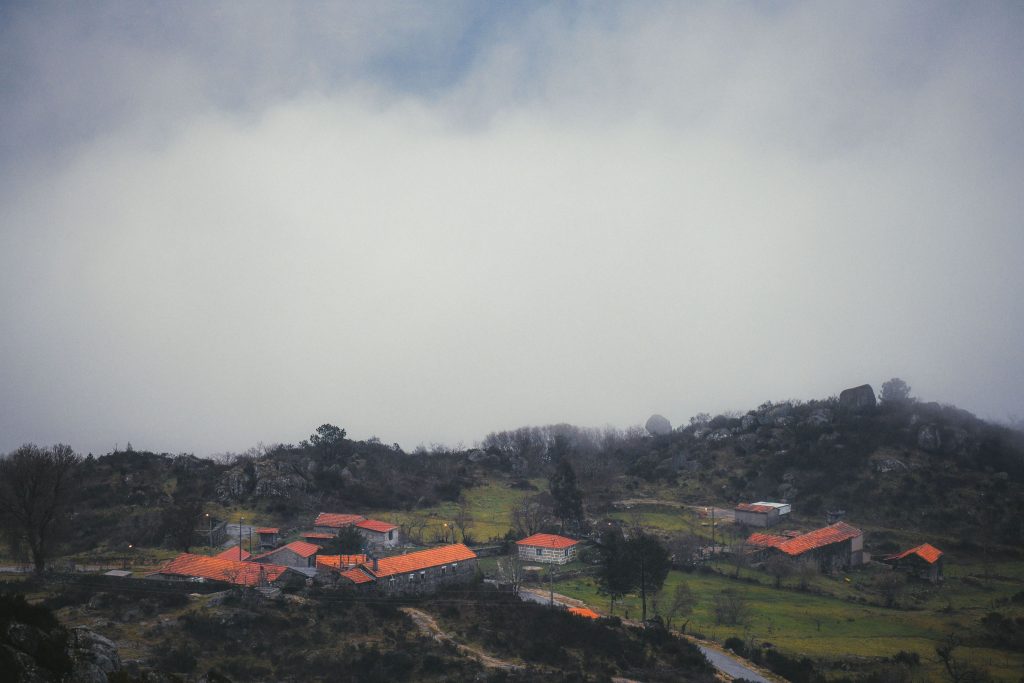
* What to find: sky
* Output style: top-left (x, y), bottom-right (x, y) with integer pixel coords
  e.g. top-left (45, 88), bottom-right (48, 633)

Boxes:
top-left (1, 2), bottom-right (1023, 456)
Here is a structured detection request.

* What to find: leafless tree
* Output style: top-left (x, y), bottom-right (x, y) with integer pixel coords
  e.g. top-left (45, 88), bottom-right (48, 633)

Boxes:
top-left (0, 444), bottom-right (79, 573)
top-left (874, 571), bottom-right (907, 608)
top-left (453, 494), bottom-right (473, 543)
top-left (765, 553), bottom-right (795, 588)
top-left (935, 634), bottom-right (992, 683)
top-left (664, 581), bottom-right (697, 632)
top-left (796, 558), bottom-right (818, 590)
top-left (497, 551), bottom-right (525, 596)
top-left (713, 590), bottom-right (751, 626)
top-left (510, 496), bottom-right (551, 537)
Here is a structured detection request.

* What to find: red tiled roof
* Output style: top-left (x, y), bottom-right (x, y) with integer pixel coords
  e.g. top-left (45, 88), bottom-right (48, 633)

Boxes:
top-left (736, 503), bottom-right (775, 513)
top-left (516, 533), bottom-right (579, 549)
top-left (568, 607), bottom-right (600, 619)
top-left (256, 527), bottom-right (279, 534)
top-left (747, 533), bottom-right (786, 549)
top-left (886, 543), bottom-right (943, 564)
top-left (356, 519), bottom-right (398, 533)
top-left (302, 532), bottom-right (335, 540)
top-left (366, 544), bottom-right (477, 578)
top-left (340, 567), bottom-right (375, 584)
top-left (316, 554), bottom-right (369, 570)
top-left (253, 540), bottom-right (320, 562)
top-left (314, 512), bottom-right (366, 528)
top-left (214, 545), bottom-right (251, 561)
top-left (151, 553), bottom-right (289, 586)
top-left (776, 522), bottom-right (862, 557)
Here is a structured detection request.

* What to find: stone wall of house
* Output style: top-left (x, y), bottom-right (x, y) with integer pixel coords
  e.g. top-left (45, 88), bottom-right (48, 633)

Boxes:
top-left (735, 510), bottom-right (776, 527)
top-left (518, 545), bottom-right (576, 564)
top-left (373, 558), bottom-right (477, 596)
top-left (256, 548), bottom-right (314, 568)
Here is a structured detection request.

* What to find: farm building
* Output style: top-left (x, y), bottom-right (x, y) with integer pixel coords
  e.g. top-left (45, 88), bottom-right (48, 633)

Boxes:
top-left (215, 545), bottom-right (251, 562)
top-left (734, 501), bottom-right (791, 527)
top-left (147, 553), bottom-right (301, 588)
top-left (516, 533), bottom-right (580, 564)
top-left (338, 543), bottom-right (478, 595)
top-left (884, 543), bottom-right (944, 582)
top-left (748, 521), bottom-right (866, 572)
top-left (355, 519), bottom-right (399, 548)
top-left (252, 540), bottom-right (320, 568)
top-left (313, 512), bottom-right (365, 535)
top-left (256, 527), bottom-right (280, 550)
top-left (302, 532), bottom-right (336, 546)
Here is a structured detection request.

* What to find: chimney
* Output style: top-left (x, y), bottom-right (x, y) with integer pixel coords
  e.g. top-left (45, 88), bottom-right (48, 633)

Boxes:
top-left (373, 556), bottom-right (379, 572)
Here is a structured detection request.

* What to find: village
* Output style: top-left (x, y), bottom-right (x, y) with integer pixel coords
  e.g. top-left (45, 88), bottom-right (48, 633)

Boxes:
top-left (144, 501), bottom-right (946, 602)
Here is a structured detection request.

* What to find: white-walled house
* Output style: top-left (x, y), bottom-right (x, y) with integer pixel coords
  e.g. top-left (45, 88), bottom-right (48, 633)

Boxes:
top-left (516, 533), bottom-right (579, 564)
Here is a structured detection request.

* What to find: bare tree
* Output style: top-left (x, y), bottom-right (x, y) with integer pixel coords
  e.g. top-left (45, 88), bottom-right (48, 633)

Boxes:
top-left (713, 589), bottom-right (751, 626)
top-left (765, 554), bottom-right (795, 588)
top-left (497, 551), bottom-right (525, 596)
top-left (0, 444), bottom-right (79, 573)
top-left (935, 634), bottom-right (992, 683)
top-left (796, 558), bottom-right (818, 590)
top-left (510, 496), bottom-right (552, 537)
top-left (453, 494), bottom-right (473, 543)
top-left (664, 581), bottom-right (697, 632)
top-left (874, 571), bottom-right (907, 608)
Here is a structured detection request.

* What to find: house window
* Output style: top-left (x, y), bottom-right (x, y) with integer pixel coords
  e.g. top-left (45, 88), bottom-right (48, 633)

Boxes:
top-left (409, 573), bottom-right (415, 582)
top-left (452, 562), bottom-right (458, 569)
top-left (564, 549), bottom-right (568, 557)
top-left (389, 578), bottom-right (395, 587)
top-left (420, 571), bottom-right (426, 580)
top-left (536, 548), bottom-right (543, 556)
top-left (388, 530), bottom-right (393, 540)
top-left (441, 565), bottom-right (447, 575)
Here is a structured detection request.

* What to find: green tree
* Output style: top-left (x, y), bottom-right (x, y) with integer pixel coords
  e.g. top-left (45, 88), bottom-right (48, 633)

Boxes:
top-left (630, 532), bottom-right (671, 623)
top-left (549, 458), bottom-right (583, 531)
top-left (305, 424), bottom-right (347, 452)
top-left (326, 526), bottom-right (365, 555)
top-left (596, 527), bottom-right (634, 616)
top-left (879, 378), bottom-right (913, 405)
top-left (0, 444), bottom-right (79, 573)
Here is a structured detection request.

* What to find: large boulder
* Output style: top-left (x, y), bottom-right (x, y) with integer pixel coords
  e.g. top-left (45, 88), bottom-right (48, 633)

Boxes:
top-left (839, 384), bottom-right (876, 411)
top-left (645, 414), bottom-right (672, 436)
top-left (66, 627), bottom-right (121, 683)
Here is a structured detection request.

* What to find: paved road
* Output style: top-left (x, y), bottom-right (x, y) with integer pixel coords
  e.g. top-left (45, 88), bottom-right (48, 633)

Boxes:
top-left (223, 524), bottom-right (257, 548)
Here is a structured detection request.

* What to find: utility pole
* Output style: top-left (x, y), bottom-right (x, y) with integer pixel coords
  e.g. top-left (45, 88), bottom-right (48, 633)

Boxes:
top-left (238, 515), bottom-right (244, 560)
top-left (206, 513), bottom-right (212, 548)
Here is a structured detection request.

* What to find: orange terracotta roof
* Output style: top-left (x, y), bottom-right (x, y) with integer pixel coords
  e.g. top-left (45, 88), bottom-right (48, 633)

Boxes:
top-left (316, 554), bottom-right (369, 570)
top-left (736, 503), bottom-right (775, 513)
top-left (568, 607), bottom-right (600, 619)
top-left (314, 512), bottom-right (365, 528)
top-left (152, 553), bottom-right (289, 586)
top-left (886, 543), bottom-right (943, 564)
top-left (340, 567), bottom-right (375, 584)
top-left (214, 545), bottom-right (251, 561)
top-left (356, 519), bottom-right (398, 533)
top-left (366, 544), bottom-right (477, 578)
top-left (256, 527), bottom-right (279, 534)
top-left (776, 522), bottom-right (862, 557)
top-left (747, 533), bottom-right (786, 549)
top-left (302, 532), bottom-right (335, 540)
top-left (516, 533), bottom-right (579, 549)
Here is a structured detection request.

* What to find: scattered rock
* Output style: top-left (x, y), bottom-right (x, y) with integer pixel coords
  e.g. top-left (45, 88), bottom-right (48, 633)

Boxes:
top-left (839, 384), bottom-right (876, 410)
top-left (874, 458), bottom-right (908, 473)
top-left (645, 415), bottom-right (672, 436)
top-left (67, 627), bottom-right (121, 683)
top-left (807, 409), bottom-right (833, 426)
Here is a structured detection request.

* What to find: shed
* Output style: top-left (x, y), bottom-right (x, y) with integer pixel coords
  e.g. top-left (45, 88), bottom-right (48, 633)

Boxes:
top-left (516, 534), bottom-right (580, 564)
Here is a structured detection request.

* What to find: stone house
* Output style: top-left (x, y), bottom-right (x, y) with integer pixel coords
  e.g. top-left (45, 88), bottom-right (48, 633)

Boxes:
top-left (355, 519), bottom-right (399, 548)
top-left (147, 553), bottom-right (301, 588)
top-left (748, 522), bottom-right (866, 572)
top-left (884, 543), bottom-right (944, 582)
top-left (252, 540), bottom-right (320, 568)
top-left (313, 512), bottom-right (365, 535)
top-left (338, 543), bottom-right (478, 595)
top-left (734, 502), bottom-right (791, 528)
top-left (256, 527), bottom-right (280, 551)
top-left (516, 533), bottom-right (579, 564)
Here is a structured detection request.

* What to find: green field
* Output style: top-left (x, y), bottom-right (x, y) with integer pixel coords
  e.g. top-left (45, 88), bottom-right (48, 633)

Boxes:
top-left (549, 561), bottom-right (1024, 681)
